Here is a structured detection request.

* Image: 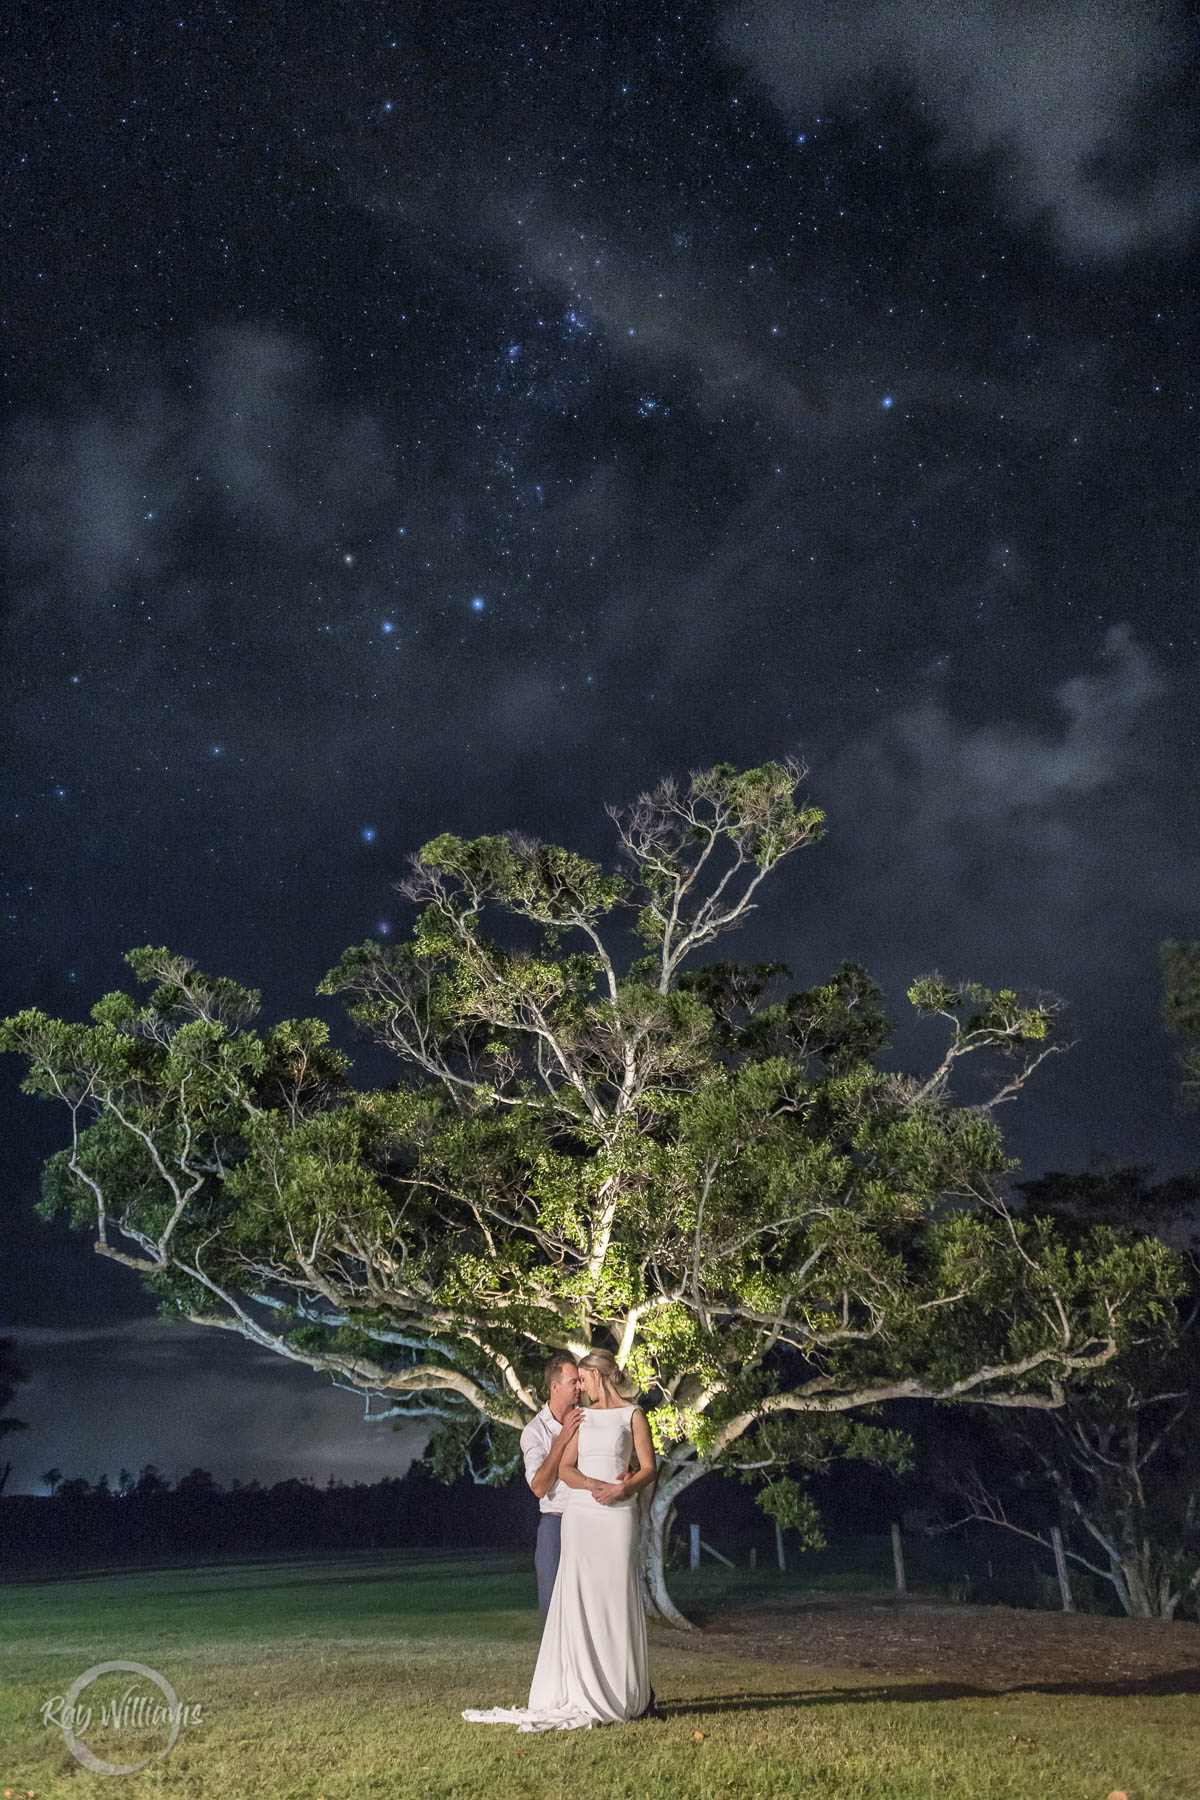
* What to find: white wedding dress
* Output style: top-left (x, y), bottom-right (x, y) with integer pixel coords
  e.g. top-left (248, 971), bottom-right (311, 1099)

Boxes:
top-left (462, 1404), bottom-right (651, 1731)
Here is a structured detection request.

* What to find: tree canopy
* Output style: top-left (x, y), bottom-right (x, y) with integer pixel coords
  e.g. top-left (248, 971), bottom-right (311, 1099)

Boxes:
top-left (1, 760), bottom-right (1180, 1622)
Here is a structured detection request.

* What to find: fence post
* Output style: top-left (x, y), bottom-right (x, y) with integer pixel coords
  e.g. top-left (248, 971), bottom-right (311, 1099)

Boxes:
top-left (689, 1522), bottom-right (700, 1572)
top-left (701, 1539), bottom-right (735, 1568)
top-left (1050, 1525), bottom-right (1075, 1613)
top-left (891, 1521), bottom-right (906, 1594)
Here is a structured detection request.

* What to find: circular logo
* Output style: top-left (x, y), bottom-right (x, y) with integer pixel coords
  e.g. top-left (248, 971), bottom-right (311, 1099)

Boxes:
top-left (59, 1659), bottom-right (183, 1775)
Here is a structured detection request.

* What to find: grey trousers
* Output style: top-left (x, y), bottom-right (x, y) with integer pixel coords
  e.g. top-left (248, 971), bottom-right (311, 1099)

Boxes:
top-left (535, 1512), bottom-right (562, 1619)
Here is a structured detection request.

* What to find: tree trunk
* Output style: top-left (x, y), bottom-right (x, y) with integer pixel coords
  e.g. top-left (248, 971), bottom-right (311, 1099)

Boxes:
top-left (1063, 1498), bottom-right (1182, 1620)
top-left (1050, 1525), bottom-right (1074, 1613)
top-left (637, 1457), bottom-right (710, 1631)
top-left (890, 1521), bottom-right (906, 1595)
top-left (1108, 1546), bottom-right (1179, 1621)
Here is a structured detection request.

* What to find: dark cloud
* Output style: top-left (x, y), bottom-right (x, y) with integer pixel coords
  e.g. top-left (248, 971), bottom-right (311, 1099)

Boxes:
top-left (3, 1318), bottom-right (427, 1496)
top-left (724, 0), bottom-right (1200, 256)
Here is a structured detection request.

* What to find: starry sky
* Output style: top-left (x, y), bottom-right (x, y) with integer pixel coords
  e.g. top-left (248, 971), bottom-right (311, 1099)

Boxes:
top-left (3, 0), bottom-right (1198, 1496)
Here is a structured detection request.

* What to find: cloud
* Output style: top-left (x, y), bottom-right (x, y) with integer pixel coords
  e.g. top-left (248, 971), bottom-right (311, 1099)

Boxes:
top-left (4, 327), bottom-right (395, 619)
top-left (849, 621), bottom-right (1165, 827)
top-left (784, 624), bottom-right (1200, 1171)
top-left (3, 1317), bottom-right (427, 1495)
top-left (825, 623), bottom-right (1169, 895)
top-left (809, 623), bottom-right (1199, 1021)
top-left (724, 0), bottom-right (1200, 256)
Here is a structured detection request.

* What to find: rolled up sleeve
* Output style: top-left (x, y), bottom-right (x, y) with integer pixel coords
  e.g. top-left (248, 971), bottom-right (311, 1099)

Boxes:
top-left (521, 1418), bottom-right (548, 1492)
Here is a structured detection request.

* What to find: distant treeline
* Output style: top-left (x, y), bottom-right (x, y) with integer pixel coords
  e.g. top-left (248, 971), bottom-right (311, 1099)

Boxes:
top-left (0, 1455), bottom-right (1133, 1614)
top-left (0, 1460), bottom-right (539, 1571)
top-left (0, 1452), bottom-right (900, 1576)
top-left (0, 1457), bottom-right (1097, 1614)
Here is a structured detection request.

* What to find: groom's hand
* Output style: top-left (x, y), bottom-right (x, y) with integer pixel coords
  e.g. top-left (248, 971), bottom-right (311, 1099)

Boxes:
top-left (591, 1475), bottom-right (631, 1506)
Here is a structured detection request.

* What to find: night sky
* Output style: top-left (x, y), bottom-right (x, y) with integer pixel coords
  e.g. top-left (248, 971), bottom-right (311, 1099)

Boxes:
top-left (3, 1), bottom-right (1198, 1496)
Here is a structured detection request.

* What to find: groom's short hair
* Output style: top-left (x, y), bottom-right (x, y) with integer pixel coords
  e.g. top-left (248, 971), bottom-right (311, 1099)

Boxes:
top-left (544, 1352), bottom-right (577, 1392)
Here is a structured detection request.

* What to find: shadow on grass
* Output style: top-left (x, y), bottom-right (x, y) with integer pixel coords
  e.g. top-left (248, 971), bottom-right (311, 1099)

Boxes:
top-left (654, 1666), bottom-right (1200, 1713)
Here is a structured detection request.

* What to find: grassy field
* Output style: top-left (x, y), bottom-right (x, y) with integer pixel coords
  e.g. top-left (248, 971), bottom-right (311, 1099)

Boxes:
top-left (2, 1549), bottom-right (1195, 1799)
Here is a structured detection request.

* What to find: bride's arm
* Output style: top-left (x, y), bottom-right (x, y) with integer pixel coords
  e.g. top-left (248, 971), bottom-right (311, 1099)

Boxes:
top-left (615, 1408), bottom-right (657, 1500)
top-left (557, 1422), bottom-right (603, 1494)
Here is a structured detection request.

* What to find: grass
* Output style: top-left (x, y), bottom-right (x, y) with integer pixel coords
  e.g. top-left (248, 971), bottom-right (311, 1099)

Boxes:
top-left (1, 1549), bottom-right (1194, 1799)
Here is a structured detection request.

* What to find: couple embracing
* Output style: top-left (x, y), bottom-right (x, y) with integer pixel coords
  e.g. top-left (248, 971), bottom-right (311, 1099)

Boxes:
top-left (462, 1349), bottom-right (657, 1732)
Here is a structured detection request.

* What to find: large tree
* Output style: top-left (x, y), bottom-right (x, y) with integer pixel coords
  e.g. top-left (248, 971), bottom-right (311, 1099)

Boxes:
top-left (1, 761), bottom-right (1178, 1624)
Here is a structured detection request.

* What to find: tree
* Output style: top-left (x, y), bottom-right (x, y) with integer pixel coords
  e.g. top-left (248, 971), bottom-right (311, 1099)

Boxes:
top-left (127, 1463), bottom-right (172, 1499)
top-left (175, 1466), bottom-right (223, 1499)
top-left (0, 1336), bottom-right (31, 1497)
top-left (0, 760), bottom-right (1178, 1625)
top-left (924, 1163), bottom-right (1200, 1619)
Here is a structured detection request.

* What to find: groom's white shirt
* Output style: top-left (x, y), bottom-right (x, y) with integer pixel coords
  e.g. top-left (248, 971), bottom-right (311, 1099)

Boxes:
top-left (521, 1404), bottom-right (567, 1514)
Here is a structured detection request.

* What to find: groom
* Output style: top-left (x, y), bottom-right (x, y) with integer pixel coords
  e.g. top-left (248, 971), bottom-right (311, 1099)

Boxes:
top-left (521, 1353), bottom-right (585, 1618)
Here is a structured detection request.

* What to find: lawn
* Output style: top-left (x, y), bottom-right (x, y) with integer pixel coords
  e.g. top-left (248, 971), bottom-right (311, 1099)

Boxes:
top-left (2, 1549), bottom-right (1196, 1799)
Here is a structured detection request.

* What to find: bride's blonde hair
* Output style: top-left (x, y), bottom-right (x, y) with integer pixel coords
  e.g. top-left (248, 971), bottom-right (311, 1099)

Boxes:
top-left (577, 1349), bottom-right (636, 1400)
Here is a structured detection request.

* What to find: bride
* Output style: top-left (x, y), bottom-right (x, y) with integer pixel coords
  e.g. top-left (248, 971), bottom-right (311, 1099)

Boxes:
top-left (462, 1348), bottom-right (656, 1731)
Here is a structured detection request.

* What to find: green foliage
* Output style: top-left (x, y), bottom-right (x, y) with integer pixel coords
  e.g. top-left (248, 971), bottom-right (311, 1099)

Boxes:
top-left (754, 1478), bottom-right (826, 1549)
top-left (907, 975), bottom-right (1053, 1045)
top-left (689, 760), bottom-right (827, 863)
